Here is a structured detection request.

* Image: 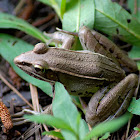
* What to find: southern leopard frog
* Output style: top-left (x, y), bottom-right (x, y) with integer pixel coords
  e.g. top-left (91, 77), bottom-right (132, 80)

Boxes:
top-left (14, 26), bottom-right (138, 126)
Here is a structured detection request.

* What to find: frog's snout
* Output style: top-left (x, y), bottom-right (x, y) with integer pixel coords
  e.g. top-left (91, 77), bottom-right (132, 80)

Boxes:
top-left (14, 56), bottom-right (20, 64)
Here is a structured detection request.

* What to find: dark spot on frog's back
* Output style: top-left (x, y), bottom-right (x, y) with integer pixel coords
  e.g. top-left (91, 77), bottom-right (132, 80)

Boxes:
top-left (116, 53), bottom-right (122, 59)
top-left (108, 46), bottom-right (114, 53)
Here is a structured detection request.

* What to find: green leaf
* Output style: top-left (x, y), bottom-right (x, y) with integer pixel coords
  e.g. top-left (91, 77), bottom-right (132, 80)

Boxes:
top-left (0, 34), bottom-right (52, 96)
top-left (37, 0), bottom-right (62, 20)
top-left (24, 114), bottom-right (73, 131)
top-left (53, 82), bottom-right (80, 131)
top-left (0, 13), bottom-right (47, 42)
top-left (83, 112), bottom-right (132, 140)
top-left (127, 0), bottom-right (140, 22)
top-left (61, 130), bottom-right (77, 140)
top-left (60, 0), bottom-right (66, 18)
top-left (94, 0), bottom-right (140, 46)
top-left (79, 119), bottom-right (89, 140)
top-left (53, 82), bottom-right (80, 140)
top-left (129, 46), bottom-right (140, 70)
top-left (63, 0), bottom-right (95, 32)
top-left (128, 98), bottom-right (140, 115)
top-left (134, 127), bottom-right (140, 132)
top-left (43, 131), bottom-right (64, 139)
top-left (99, 132), bottom-right (110, 140)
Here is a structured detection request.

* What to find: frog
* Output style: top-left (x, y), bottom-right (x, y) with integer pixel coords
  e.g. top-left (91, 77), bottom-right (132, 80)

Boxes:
top-left (14, 26), bottom-right (138, 126)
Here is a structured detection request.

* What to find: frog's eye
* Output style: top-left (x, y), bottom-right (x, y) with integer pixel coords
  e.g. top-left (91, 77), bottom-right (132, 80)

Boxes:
top-left (34, 64), bottom-right (45, 73)
top-left (33, 60), bottom-right (49, 73)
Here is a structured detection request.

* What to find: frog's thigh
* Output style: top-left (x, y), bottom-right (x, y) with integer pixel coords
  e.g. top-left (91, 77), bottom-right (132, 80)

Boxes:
top-left (86, 74), bottom-right (138, 126)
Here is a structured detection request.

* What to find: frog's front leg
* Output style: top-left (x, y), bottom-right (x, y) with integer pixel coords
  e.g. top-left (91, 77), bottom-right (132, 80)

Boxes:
top-left (86, 74), bottom-right (138, 127)
top-left (44, 32), bottom-right (75, 49)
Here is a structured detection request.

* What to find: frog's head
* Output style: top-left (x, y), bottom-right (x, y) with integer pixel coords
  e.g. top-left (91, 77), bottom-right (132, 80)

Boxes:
top-left (14, 43), bottom-right (58, 83)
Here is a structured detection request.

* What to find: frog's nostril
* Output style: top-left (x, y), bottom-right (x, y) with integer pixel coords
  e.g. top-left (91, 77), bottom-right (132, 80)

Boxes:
top-left (14, 54), bottom-right (26, 64)
top-left (14, 56), bottom-right (24, 65)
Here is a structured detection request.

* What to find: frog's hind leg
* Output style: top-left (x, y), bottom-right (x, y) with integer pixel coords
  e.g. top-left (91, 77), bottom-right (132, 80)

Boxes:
top-left (111, 74), bottom-right (139, 119)
top-left (86, 74), bottom-right (138, 127)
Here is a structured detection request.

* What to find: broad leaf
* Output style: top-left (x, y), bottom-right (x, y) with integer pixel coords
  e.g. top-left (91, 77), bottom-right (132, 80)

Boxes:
top-left (94, 0), bottom-right (140, 46)
top-left (127, 0), bottom-right (140, 22)
top-left (53, 82), bottom-right (80, 140)
top-left (129, 46), bottom-right (140, 69)
top-left (43, 131), bottom-right (64, 139)
top-left (128, 98), bottom-right (140, 115)
top-left (0, 13), bottom-right (47, 42)
top-left (79, 119), bottom-right (89, 140)
top-left (83, 112), bottom-right (132, 140)
top-left (0, 34), bottom-right (52, 96)
top-left (53, 82), bottom-right (80, 131)
top-left (24, 114), bottom-right (73, 132)
top-left (134, 127), bottom-right (140, 132)
top-left (99, 132), bottom-right (110, 140)
top-left (53, 82), bottom-right (89, 140)
top-left (63, 0), bottom-right (95, 32)
top-left (60, 0), bottom-right (66, 18)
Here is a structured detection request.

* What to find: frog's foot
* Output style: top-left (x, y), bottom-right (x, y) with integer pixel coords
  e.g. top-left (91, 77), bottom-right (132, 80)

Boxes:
top-left (86, 74), bottom-right (138, 127)
top-left (44, 31), bottom-right (75, 49)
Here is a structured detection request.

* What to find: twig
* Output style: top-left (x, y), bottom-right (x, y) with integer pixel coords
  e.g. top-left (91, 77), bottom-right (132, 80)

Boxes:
top-left (0, 73), bottom-right (33, 109)
top-left (125, 118), bottom-right (131, 139)
top-left (32, 13), bottom-right (55, 27)
top-left (29, 84), bottom-right (40, 112)
top-left (30, 84), bottom-right (49, 132)
top-left (13, 0), bottom-right (25, 15)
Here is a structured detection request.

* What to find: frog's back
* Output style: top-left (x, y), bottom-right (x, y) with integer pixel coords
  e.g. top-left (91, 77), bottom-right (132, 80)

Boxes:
top-left (46, 48), bottom-right (125, 82)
